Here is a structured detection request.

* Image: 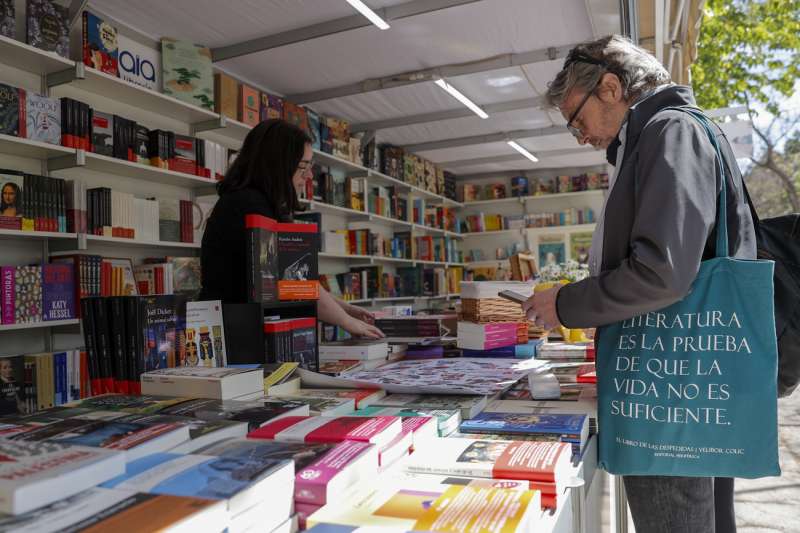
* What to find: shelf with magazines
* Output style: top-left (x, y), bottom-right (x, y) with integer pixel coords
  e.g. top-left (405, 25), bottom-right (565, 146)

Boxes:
top-left (319, 251), bottom-right (464, 268)
top-left (0, 319), bottom-right (80, 331)
top-left (299, 199), bottom-right (462, 239)
top-left (459, 189), bottom-right (605, 208)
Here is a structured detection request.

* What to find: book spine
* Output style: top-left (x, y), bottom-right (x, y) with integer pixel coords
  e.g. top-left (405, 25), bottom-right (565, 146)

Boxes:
top-left (1, 266), bottom-right (14, 324)
top-left (109, 297), bottom-right (128, 394)
top-left (92, 297), bottom-right (114, 393)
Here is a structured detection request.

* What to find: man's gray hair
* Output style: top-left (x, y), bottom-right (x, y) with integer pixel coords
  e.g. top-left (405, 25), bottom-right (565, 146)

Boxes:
top-left (546, 35), bottom-right (671, 108)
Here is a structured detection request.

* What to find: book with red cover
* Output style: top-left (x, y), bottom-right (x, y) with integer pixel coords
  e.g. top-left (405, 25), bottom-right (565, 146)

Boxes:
top-left (294, 440), bottom-right (378, 506)
top-left (248, 415), bottom-right (401, 449)
top-left (245, 214), bottom-right (279, 303)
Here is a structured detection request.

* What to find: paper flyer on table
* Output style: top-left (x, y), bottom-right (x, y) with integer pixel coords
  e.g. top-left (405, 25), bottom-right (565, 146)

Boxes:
top-left (297, 358), bottom-right (547, 395)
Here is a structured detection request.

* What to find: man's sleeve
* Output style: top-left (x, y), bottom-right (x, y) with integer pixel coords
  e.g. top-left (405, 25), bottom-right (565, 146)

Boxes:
top-left (556, 112), bottom-right (719, 328)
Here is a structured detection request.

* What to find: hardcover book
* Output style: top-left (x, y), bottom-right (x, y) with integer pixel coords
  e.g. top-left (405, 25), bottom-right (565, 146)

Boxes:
top-left (213, 72), bottom-right (238, 119)
top-left (238, 84), bottom-right (260, 127)
top-left (0, 0), bottom-right (13, 38)
top-left (0, 440), bottom-right (125, 515)
top-left (91, 111), bottom-right (114, 156)
top-left (42, 263), bottom-right (74, 321)
top-left (277, 222), bottom-right (319, 300)
top-left (82, 11), bottom-right (118, 75)
top-left (248, 415), bottom-right (402, 449)
top-left (160, 38), bottom-right (214, 110)
top-left (101, 451), bottom-right (294, 517)
top-left (118, 34), bottom-right (160, 91)
top-left (184, 300), bottom-right (226, 367)
top-left (26, 0), bottom-right (69, 58)
top-left (0, 489), bottom-right (228, 533)
top-left (0, 171), bottom-right (24, 229)
top-left (245, 214), bottom-right (279, 303)
top-left (0, 355), bottom-right (25, 416)
top-left (0, 83), bottom-right (22, 136)
top-left (14, 265), bottom-right (41, 324)
top-left (260, 93), bottom-right (283, 121)
top-left (372, 393), bottom-right (488, 420)
top-left (25, 93), bottom-right (60, 145)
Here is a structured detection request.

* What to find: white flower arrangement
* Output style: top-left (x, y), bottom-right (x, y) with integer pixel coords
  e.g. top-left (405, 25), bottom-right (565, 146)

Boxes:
top-left (538, 260), bottom-right (590, 283)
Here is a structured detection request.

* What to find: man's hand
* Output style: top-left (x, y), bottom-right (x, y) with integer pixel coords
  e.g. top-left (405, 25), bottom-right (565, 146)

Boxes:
top-left (343, 317), bottom-right (385, 339)
top-left (522, 285), bottom-right (563, 330)
top-left (345, 304), bottom-right (375, 324)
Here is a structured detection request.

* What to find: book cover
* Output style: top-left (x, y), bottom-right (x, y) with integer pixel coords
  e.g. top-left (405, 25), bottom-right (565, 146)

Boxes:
top-left (372, 394), bottom-right (487, 420)
top-left (26, 0), bottom-right (69, 58)
top-left (160, 38), bottom-right (214, 110)
top-left (0, 83), bottom-right (22, 137)
top-left (238, 84), bottom-right (260, 127)
top-left (249, 415), bottom-right (401, 448)
top-left (170, 134), bottom-right (197, 175)
top-left (0, 0), bottom-right (13, 39)
top-left (190, 437), bottom-right (333, 468)
top-left (184, 300), bottom-right (226, 367)
top-left (295, 440), bottom-right (377, 506)
top-left (14, 265), bottom-right (41, 324)
top-left (158, 397), bottom-right (310, 431)
top-left (68, 393), bottom-right (195, 414)
top-left (0, 440), bottom-right (125, 515)
top-left (0, 356), bottom-right (26, 416)
top-left (277, 222), bottom-right (319, 300)
top-left (138, 295), bottom-right (185, 372)
top-left (140, 367), bottom-right (262, 400)
top-left (91, 111), bottom-right (114, 156)
top-left (213, 72), bottom-right (238, 118)
top-left (25, 93), bottom-right (60, 145)
top-left (537, 235), bottom-right (565, 268)
top-left (352, 406), bottom-right (460, 437)
top-left (281, 388), bottom-right (385, 409)
top-left (306, 108), bottom-right (321, 150)
top-left (42, 263), bottom-right (74, 321)
top-left (101, 452), bottom-right (293, 515)
top-left (0, 171), bottom-right (24, 230)
top-left (282, 101), bottom-right (308, 133)
top-left (246, 214), bottom-right (279, 303)
top-left (118, 34), bottom-right (160, 91)
top-left (569, 231), bottom-right (593, 264)
top-left (460, 412), bottom-right (588, 441)
top-left (82, 11), bottom-right (118, 75)
top-left (260, 93), bottom-right (283, 121)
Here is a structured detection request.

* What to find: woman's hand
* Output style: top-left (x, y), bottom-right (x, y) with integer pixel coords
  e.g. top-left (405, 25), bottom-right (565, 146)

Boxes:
top-left (343, 317), bottom-right (385, 339)
top-left (345, 304), bottom-right (375, 324)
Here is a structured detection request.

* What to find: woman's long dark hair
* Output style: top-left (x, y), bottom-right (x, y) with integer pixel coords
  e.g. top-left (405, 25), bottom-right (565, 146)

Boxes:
top-left (217, 119), bottom-right (311, 220)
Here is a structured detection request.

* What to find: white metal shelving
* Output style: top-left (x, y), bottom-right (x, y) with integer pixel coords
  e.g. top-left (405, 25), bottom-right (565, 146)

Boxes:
top-left (0, 319), bottom-right (80, 331)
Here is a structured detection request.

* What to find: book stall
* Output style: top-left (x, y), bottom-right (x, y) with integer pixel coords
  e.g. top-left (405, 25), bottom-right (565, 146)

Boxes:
top-left (0, 0), bottom-right (714, 532)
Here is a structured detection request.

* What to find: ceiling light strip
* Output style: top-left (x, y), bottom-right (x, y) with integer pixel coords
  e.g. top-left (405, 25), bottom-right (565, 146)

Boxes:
top-left (507, 140), bottom-right (539, 162)
top-left (346, 0), bottom-right (391, 30)
top-left (434, 79), bottom-right (489, 119)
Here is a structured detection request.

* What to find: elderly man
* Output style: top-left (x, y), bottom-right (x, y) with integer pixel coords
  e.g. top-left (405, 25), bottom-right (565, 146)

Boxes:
top-left (523, 35), bottom-right (755, 532)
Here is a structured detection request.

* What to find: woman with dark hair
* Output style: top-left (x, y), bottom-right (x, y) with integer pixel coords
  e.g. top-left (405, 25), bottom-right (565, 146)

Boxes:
top-left (200, 119), bottom-right (383, 339)
top-left (1, 182), bottom-right (21, 216)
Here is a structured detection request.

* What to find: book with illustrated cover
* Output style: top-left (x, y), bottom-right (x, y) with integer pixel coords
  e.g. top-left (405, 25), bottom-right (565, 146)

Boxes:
top-left (276, 388), bottom-right (386, 410)
top-left (0, 171), bottom-right (24, 230)
top-left (138, 295), bottom-right (186, 372)
top-left (0, 83), bottom-right (23, 137)
top-left (126, 413), bottom-right (247, 455)
top-left (184, 300), bottom-right (226, 367)
top-left (277, 221), bottom-right (319, 300)
top-left (245, 214), bottom-right (279, 303)
top-left (118, 34), bottom-right (159, 91)
top-left (460, 412), bottom-right (590, 452)
top-left (538, 235), bottom-right (565, 268)
top-left (157, 397), bottom-right (310, 431)
top-left (82, 11), bottom-right (118, 75)
top-left (0, 488), bottom-right (228, 533)
top-left (260, 93), bottom-right (283, 121)
top-left (0, 0), bottom-right (14, 39)
top-left (160, 38), bottom-right (214, 110)
top-left (511, 176), bottom-right (529, 197)
top-left (66, 393), bottom-right (195, 414)
top-left (306, 478), bottom-right (540, 532)
top-left (294, 440), bottom-right (377, 507)
top-left (101, 451), bottom-right (294, 518)
top-left (26, 0), bottom-right (69, 58)
top-left (42, 263), bottom-right (74, 321)
top-left (569, 231), bottom-right (593, 264)
top-left (372, 393), bottom-right (488, 420)
top-left (282, 101), bottom-right (309, 133)
top-left (249, 415), bottom-right (401, 449)
top-left (14, 265), bottom-right (42, 324)
top-left (0, 440), bottom-right (125, 515)
top-left (306, 108), bottom-right (321, 150)
top-left (268, 395), bottom-right (355, 417)
top-left (0, 356), bottom-right (26, 416)
top-left (90, 111), bottom-right (114, 156)
top-left (140, 367), bottom-right (262, 400)
top-left (25, 93), bottom-right (60, 145)
top-left (238, 84), bottom-right (260, 127)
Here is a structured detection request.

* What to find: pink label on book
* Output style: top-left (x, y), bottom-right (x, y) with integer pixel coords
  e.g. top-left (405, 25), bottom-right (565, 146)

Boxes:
top-left (295, 440), bottom-right (374, 505)
top-left (1, 267), bottom-right (14, 325)
top-left (401, 416), bottom-right (431, 434)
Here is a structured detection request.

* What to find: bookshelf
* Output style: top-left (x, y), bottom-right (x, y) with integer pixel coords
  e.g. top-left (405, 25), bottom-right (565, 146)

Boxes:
top-left (0, 229), bottom-right (79, 240)
top-left (0, 34), bottom-right (73, 76)
top-left (319, 252), bottom-right (464, 268)
top-left (460, 189), bottom-right (605, 207)
top-left (0, 319), bottom-right (80, 332)
top-left (0, 133), bottom-right (76, 159)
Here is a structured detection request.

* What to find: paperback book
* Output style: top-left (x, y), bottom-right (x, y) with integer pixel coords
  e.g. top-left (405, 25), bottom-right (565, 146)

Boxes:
top-left (118, 34), bottom-right (160, 90)
top-left (25, 93), bottom-right (60, 145)
top-left (81, 11), bottom-right (118, 75)
top-left (371, 393), bottom-right (488, 420)
top-left (350, 406), bottom-right (460, 437)
top-left (0, 84), bottom-right (22, 137)
top-left (160, 38), bottom-right (214, 110)
top-left (248, 415), bottom-right (402, 449)
top-left (459, 412), bottom-right (590, 453)
top-left (184, 300), bottom-right (226, 367)
top-left (140, 367), bottom-right (263, 400)
top-left (246, 214), bottom-right (279, 303)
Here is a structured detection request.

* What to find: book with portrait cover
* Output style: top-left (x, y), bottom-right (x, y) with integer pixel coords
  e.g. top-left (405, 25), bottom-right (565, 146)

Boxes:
top-left (26, 0), bottom-right (69, 58)
top-left (245, 214), bottom-right (279, 303)
top-left (0, 355), bottom-right (26, 416)
top-left (538, 234), bottom-right (565, 268)
top-left (82, 11), bottom-right (118, 75)
top-left (0, 170), bottom-right (24, 231)
top-left (161, 38), bottom-right (214, 110)
top-left (569, 231), bottom-right (593, 265)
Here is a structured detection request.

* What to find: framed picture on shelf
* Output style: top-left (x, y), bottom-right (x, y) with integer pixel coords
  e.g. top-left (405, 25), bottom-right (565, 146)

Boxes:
top-left (537, 235), bottom-right (565, 268)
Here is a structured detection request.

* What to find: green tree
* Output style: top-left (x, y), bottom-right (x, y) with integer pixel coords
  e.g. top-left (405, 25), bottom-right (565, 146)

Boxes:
top-left (691, 0), bottom-right (800, 213)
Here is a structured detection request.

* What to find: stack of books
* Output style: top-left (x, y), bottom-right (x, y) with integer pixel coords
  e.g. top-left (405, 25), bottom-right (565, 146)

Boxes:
top-left (457, 282), bottom-right (536, 352)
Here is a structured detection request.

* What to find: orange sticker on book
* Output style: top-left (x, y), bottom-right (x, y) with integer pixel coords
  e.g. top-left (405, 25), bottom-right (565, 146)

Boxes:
top-left (412, 485), bottom-right (533, 532)
top-left (278, 280), bottom-right (319, 300)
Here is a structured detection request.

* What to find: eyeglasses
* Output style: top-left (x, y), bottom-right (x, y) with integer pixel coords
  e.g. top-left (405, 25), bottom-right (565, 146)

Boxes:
top-left (565, 74), bottom-right (603, 139)
top-left (562, 51), bottom-right (608, 139)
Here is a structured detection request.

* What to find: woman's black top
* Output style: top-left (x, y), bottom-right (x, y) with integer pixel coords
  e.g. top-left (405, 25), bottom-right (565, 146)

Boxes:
top-left (199, 188), bottom-right (285, 303)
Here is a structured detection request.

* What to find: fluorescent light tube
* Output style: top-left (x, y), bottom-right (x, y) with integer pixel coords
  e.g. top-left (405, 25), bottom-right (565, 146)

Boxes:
top-left (435, 79), bottom-right (489, 119)
top-left (347, 0), bottom-right (390, 30)
top-left (507, 140), bottom-right (539, 162)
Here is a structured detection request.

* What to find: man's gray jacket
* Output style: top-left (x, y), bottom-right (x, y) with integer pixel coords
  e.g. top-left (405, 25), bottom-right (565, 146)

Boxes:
top-left (556, 85), bottom-right (757, 328)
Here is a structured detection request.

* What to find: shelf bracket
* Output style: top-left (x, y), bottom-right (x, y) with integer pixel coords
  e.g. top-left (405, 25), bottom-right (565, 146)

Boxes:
top-left (47, 149), bottom-right (85, 171)
top-left (190, 115), bottom-right (227, 135)
top-left (47, 62), bottom-right (84, 88)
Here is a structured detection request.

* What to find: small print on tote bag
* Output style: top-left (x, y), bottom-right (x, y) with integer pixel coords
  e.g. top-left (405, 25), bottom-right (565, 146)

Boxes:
top-left (595, 108), bottom-right (780, 478)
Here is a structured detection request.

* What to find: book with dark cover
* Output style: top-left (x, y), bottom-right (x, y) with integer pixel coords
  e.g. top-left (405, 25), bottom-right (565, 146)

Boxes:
top-left (82, 11), bottom-right (118, 75)
top-left (0, 83), bottom-right (22, 136)
top-left (134, 125), bottom-right (149, 164)
top-left (0, 0), bottom-right (14, 39)
top-left (291, 318), bottom-right (318, 372)
top-left (91, 110), bottom-right (114, 156)
top-left (26, 0), bottom-right (69, 57)
top-left (80, 298), bottom-right (100, 394)
top-left (459, 412), bottom-right (589, 450)
top-left (124, 296), bottom-right (143, 394)
top-left (0, 355), bottom-right (26, 416)
top-left (108, 297), bottom-right (128, 394)
top-left (158, 397), bottom-right (310, 432)
top-left (138, 295), bottom-right (186, 372)
top-left (306, 108), bottom-right (321, 151)
top-left (245, 214), bottom-right (279, 304)
top-left (260, 93), bottom-right (283, 121)
top-left (277, 222), bottom-right (319, 300)
top-left (25, 92), bottom-right (60, 145)
top-left (91, 296), bottom-right (114, 394)
top-left (42, 263), bottom-right (74, 321)
top-left (170, 134), bottom-right (197, 175)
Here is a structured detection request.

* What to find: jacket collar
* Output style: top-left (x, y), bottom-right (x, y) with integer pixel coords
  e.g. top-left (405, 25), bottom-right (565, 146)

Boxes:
top-left (605, 85), bottom-right (698, 165)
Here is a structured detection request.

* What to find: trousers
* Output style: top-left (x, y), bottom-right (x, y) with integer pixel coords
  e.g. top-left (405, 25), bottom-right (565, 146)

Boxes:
top-left (623, 476), bottom-right (735, 533)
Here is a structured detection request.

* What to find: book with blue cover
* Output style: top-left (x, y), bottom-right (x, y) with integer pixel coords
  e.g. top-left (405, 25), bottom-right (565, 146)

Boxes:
top-left (459, 412), bottom-right (589, 450)
top-left (101, 451), bottom-right (294, 517)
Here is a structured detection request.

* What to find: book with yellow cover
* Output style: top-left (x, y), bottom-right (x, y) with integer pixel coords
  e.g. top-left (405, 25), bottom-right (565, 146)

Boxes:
top-left (307, 478), bottom-right (540, 532)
